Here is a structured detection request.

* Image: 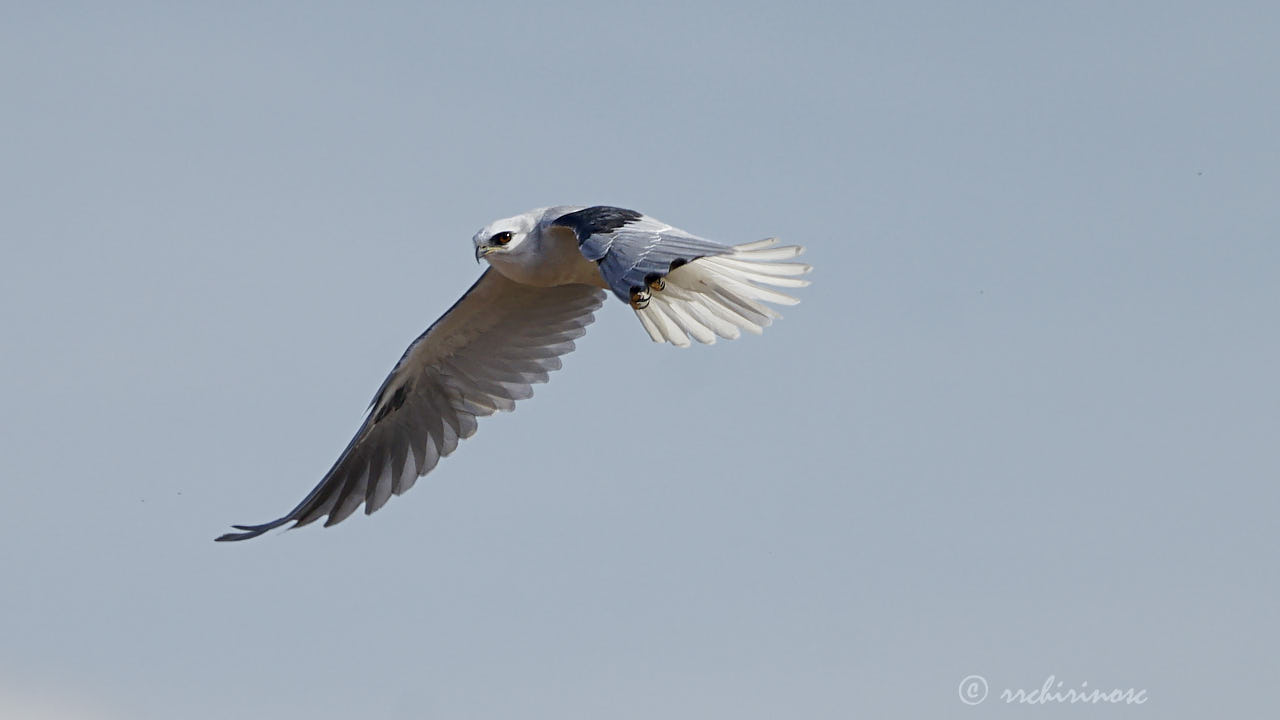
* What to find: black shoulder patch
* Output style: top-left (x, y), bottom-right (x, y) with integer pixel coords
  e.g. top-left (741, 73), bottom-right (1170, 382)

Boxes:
top-left (372, 382), bottom-right (411, 423)
top-left (552, 206), bottom-right (642, 240)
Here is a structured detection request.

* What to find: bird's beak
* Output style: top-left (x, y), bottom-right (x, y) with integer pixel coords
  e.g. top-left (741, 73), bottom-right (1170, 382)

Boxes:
top-left (475, 245), bottom-right (492, 263)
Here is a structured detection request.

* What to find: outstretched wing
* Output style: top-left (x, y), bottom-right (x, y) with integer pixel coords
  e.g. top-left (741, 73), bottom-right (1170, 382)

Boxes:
top-left (216, 269), bottom-right (606, 541)
top-left (552, 206), bottom-right (731, 304)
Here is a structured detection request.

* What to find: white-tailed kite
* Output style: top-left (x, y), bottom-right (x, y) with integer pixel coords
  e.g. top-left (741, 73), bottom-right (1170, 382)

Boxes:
top-left (216, 206), bottom-right (810, 541)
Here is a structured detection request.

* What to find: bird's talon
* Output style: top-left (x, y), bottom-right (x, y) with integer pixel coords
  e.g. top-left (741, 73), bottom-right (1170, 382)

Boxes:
top-left (629, 286), bottom-right (651, 309)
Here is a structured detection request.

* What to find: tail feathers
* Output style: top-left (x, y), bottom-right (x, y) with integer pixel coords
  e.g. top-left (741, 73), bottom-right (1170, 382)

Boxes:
top-left (632, 238), bottom-right (810, 346)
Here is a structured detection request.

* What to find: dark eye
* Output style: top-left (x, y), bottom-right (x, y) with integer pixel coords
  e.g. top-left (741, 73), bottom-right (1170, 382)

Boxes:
top-left (491, 231), bottom-right (513, 245)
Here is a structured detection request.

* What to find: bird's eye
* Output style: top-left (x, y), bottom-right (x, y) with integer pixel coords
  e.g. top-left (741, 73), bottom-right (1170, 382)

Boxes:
top-left (491, 231), bottom-right (513, 245)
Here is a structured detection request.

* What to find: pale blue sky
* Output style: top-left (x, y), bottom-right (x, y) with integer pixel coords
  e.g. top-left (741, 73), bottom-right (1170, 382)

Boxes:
top-left (1, 2), bottom-right (1277, 718)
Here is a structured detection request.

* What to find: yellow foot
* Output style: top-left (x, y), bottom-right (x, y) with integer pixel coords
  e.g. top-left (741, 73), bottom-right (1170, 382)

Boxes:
top-left (629, 286), bottom-right (651, 309)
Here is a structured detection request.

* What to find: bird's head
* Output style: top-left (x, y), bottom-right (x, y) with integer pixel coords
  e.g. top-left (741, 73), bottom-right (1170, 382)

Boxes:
top-left (473, 210), bottom-right (541, 263)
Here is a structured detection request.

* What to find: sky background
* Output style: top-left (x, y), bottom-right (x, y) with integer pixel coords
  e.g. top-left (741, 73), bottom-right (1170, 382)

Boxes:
top-left (1, 2), bottom-right (1277, 718)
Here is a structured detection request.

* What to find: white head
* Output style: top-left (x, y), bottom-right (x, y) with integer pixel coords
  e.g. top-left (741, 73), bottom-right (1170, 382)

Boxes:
top-left (472, 208), bottom-right (544, 263)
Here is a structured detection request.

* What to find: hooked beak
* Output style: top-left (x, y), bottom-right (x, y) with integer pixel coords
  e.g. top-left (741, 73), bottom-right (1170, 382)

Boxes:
top-left (475, 245), bottom-right (494, 263)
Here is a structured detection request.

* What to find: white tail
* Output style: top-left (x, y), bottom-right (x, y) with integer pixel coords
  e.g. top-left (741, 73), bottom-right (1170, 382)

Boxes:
top-left (633, 238), bottom-right (811, 347)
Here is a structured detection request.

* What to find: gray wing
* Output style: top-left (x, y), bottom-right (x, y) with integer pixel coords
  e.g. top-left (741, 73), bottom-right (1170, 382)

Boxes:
top-left (551, 206), bottom-right (731, 303)
top-left (216, 269), bottom-right (606, 541)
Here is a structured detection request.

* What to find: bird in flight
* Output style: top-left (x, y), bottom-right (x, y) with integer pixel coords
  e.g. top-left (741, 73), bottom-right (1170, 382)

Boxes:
top-left (216, 206), bottom-right (810, 541)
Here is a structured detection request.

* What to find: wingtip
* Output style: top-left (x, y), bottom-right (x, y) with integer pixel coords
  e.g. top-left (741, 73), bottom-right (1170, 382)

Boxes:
top-left (213, 518), bottom-right (290, 542)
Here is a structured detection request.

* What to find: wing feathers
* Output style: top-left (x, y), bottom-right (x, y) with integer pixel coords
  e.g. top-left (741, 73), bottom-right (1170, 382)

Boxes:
top-left (216, 270), bottom-right (606, 541)
top-left (630, 239), bottom-right (809, 346)
top-left (367, 454), bottom-right (395, 514)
